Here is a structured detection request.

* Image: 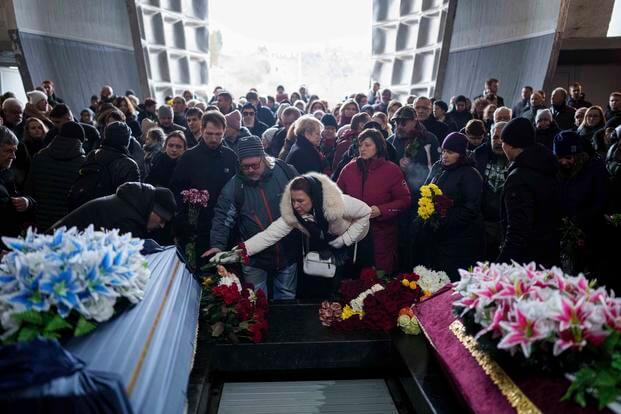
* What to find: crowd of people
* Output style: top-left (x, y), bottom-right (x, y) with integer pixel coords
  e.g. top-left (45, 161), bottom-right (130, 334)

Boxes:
top-left (1, 78), bottom-right (620, 299)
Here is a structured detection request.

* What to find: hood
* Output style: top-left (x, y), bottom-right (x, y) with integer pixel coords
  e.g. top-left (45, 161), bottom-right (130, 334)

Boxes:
top-left (48, 136), bottom-right (84, 160)
top-left (115, 182), bottom-right (155, 220)
top-left (279, 172), bottom-right (345, 226)
top-left (510, 144), bottom-right (558, 177)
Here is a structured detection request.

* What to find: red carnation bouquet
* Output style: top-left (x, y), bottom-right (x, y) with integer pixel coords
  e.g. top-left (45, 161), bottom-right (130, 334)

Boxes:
top-left (201, 265), bottom-right (268, 343)
top-left (319, 268), bottom-right (429, 332)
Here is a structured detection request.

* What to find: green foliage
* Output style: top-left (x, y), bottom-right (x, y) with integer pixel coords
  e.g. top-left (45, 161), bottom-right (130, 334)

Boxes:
top-left (74, 316), bottom-right (97, 337)
top-left (562, 331), bottom-right (621, 409)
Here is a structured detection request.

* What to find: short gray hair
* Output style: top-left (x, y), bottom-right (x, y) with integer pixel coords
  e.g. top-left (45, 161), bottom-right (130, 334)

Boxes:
top-left (0, 125), bottom-right (19, 146)
top-left (1, 97), bottom-right (23, 111)
top-left (491, 121), bottom-right (508, 135)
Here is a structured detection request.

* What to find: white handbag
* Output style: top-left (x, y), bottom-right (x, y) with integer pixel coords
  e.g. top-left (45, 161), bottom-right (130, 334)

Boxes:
top-left (302, 240), bottom-right (336, 278)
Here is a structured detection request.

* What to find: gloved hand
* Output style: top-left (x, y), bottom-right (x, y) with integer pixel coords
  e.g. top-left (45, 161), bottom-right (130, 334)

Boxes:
top-left (328, 236), bottom-right (345, 249)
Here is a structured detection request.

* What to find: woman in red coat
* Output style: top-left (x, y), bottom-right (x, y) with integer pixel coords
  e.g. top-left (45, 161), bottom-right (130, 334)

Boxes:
top-left (337, 128), bottom-right (411, 273)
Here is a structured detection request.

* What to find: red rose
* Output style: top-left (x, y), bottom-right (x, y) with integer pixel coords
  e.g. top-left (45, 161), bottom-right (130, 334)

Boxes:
top-left (360, 267), bottom-right (377, 285)
top-left (212, 284), bottom-right (241, 305)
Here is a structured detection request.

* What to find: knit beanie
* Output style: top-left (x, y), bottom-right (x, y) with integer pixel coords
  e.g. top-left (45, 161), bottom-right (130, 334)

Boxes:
top-left (320, 114), bottom-right (338, 129)
top-left (465, 119), bottom-right (486, 136)
top-left (152, 187), bottom-right (176, 222)
top-left (60, 121), bottom-right (85, 142)
top-left (553, 130), bottom-right (583, 157)
top-left (104, 121), bottom-right (131, 150)
top-left (225, 110), bottom-right (242, 130)
top-left (237, 135), bottom-right (265, 160)
top-left (535, 108), bottom-right (553, 124)
top-left (27, 90), bottom-right (48, 106)
top-left (158, 105), bottom-right (173, 119)
top-left (501, 117), bottom-right (535, 148)
top-left (442, 132), bottom-right (468, 156)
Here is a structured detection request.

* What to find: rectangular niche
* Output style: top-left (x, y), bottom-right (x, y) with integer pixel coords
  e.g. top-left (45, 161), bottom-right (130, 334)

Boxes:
top-left (396, 22), bottom-right (419, 51)
top-left (417, 14), bottom-right (443, 48)
top-left (143, 12), bottom-right (165, 45)
top-left (160, 0), bottom-right (182, 13)
top-left (411, 51), bottom-right (435, 84)
top-left (422, 0), bottom-right (446, 10)
top-left (148, 49), bottom-right (170, 82)
top-left (189, 57), bottom-right (208, 85)
top-left (374, 0), bottom-right (399, 22)
top-left (410, 86), bottom-right (432, 98)
top-left (371, 60), bottom-right (393, 86)
top-left (392, 56), bottom-right (415, 86)
top-left (169, 53), bottom-right (190, 84)
top-left (183, 0), bottom-right (208, 20)
top-left (154, 85), bottom-right (174, 104)
top-left (400, 0), bottom-right (422, 16)
top-left (163, 18), bottom-right (186, 49)
top-left (185, 25), bottom-right (208, 53)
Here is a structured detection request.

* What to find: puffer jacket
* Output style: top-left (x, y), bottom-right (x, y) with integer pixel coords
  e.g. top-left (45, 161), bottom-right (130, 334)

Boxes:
top-left (25, 136), bottom-right (85, 230)
top-left (244, 173), bottom-right (371, 256)
top-left (81, 145), bottom-right (140, 192)
top-left (210, 159), bottom-right (299, 271)
top-left (337, 157), bottom-right (411, 273)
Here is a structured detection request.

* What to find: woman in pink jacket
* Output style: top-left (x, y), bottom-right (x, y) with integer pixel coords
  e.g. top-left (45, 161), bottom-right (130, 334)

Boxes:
top-left (337, 128), bottom-right (411, 274)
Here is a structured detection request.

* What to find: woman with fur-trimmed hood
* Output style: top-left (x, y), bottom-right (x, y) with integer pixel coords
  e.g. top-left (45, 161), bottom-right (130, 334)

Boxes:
top-left (239, 172), bottom-right (372, 297)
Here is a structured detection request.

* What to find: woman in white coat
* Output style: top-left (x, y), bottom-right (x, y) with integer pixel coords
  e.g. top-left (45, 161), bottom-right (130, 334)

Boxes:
top-left (240, 172), bottom-right (372, 298)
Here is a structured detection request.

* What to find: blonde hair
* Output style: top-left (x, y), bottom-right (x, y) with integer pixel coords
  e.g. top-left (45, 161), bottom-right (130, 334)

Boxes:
top-left (293, 115), bottom-right (322, 137)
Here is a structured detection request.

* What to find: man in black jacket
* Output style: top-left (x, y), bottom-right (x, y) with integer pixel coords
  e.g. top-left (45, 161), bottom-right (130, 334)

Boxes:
top-left (45, 104), bottom-right (100, 153)
top-left (52, 182), bottom-right (175, 239)
top-left (170, 110), bottom-right (238, 265)
top-left (0, 126), bottom-right (35, 250)
top-left (415, 97), bottom-right (449, 141)
top-left (512, 86), bottom-right (532, 119)
top-left (26, 121), bottom-right (86, 230)
top-left (205, 136), bottom-right (299, 299)
top-left (550, 87), bottom-right (576, 131)
top-left (498, 118), bottom-right (560, 267)
top-left (474, 121), bottom-right (509, 261)
top-left (68, 122), bottom-right (140, 210)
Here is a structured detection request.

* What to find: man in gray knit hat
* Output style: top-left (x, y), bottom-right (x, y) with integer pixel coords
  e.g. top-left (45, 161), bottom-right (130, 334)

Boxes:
top-left (204, 135), bottom-right (301, 299)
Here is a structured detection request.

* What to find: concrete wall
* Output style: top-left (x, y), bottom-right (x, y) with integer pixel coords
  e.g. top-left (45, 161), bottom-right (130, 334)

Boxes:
top-left (5, 0), bottom-right (144, 112)
top-left (439, 0), bottom-right (562, 105)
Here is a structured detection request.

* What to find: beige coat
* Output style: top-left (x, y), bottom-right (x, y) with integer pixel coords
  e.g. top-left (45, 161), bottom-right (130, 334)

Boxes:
top-left (244, 173), bottom-right (371, 256)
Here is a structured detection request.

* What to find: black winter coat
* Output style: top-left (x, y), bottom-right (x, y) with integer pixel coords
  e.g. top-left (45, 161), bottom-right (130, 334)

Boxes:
top-left (473, 143), bottom-right (508, 222)
top-left (285, 135), bottom-right (326, 174)
top-left (25, 136), bottom-right (85, 230)
top-left (558, 156), bottom-right (608, 233)
top-left (0, 168), bottom-right (35, 249)
top-left (498, 144), bottom-right (561, 267)
top-left (44, 123), bottom-right (100, 154)
top-left (145, 152), bottom-right (177, 188)
top-left (445, 110), bottom-right (472, 131)
top-left (551, 104), bottom-right (576, 131)
top-left (169, 141), bottom-right (238, 250)
top-left (417, 159), bottom-right (484, 280)
top-left (535, 125), bottom-right (560, 150)
top-left (82, 146), bottom-right (141, 193)
top-left (51, 182), bottom-right (155, 238)
top-left (422, 118), bottom-right (449, 142)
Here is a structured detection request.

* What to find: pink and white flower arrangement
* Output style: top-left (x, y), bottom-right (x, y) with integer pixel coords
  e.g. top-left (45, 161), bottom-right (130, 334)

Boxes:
top-left (453, 262), bottom-right (619, 358)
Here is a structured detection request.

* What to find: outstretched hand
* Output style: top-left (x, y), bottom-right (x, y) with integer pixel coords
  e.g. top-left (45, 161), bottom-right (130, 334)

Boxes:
top-left (201, 247), bottom-right (222, 258)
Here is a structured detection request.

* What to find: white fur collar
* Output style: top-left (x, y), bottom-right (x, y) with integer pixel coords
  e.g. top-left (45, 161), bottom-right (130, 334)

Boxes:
top-left (279, 172), bottom-right (345, 226)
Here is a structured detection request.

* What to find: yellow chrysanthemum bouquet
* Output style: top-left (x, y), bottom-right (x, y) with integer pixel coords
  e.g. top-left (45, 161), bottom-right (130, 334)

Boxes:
top-left (417, 183), bottom-right (454, 228)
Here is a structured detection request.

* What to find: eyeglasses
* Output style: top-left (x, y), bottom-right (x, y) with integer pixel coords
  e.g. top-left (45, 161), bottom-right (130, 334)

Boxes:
top-left (240, 161), bottom-right (262, 171)
top-left (242, 112), bottom-right (255, 117)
